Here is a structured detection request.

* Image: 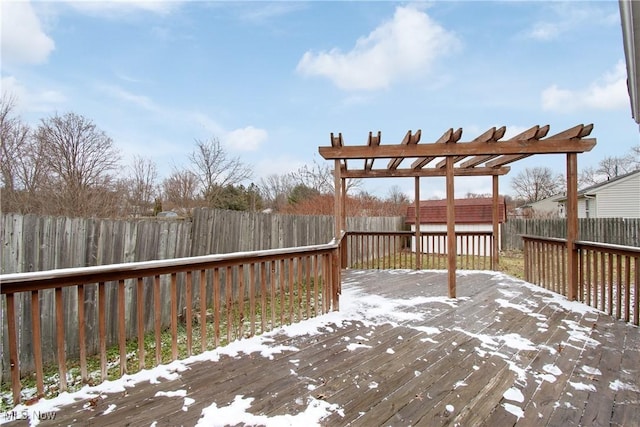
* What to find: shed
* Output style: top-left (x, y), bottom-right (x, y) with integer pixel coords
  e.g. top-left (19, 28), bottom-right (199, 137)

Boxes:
top-left (406, 197), bottom-right (507, 256)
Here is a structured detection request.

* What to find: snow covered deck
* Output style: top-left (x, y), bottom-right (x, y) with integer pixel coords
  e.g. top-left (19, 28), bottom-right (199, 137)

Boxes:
top-left (5, 270), bottom-right (640, 426)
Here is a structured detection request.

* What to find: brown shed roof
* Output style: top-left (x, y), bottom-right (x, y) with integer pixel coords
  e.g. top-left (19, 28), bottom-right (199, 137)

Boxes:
top-left (406, 197), bottom-right (506, 225)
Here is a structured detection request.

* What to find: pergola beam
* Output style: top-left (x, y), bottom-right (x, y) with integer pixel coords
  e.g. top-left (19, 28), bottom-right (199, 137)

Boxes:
top-left (364, 131), bottom-right (381, 171)
top-left (434, 126), bottom-right (505, 169)
top-left (340, 166), bottom-right (510, 179)
top-left (411, 128), bottom-right (461, 169)
top-left (387, 130), bottom-right (421, 170)
top-left (319, 137), bottom-right (596, 160)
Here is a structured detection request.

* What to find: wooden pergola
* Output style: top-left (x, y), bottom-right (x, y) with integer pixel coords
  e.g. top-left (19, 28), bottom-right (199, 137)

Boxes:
top-left (318, 124), bottom-right (596, 299)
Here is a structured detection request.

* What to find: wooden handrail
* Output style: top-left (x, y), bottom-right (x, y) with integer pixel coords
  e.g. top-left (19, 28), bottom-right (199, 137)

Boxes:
top-left (0, 241), bottom-right (340, 294)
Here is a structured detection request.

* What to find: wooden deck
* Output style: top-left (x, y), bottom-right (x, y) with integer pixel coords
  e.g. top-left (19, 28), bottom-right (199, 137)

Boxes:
top-left (5, 270), bottom-right (640, 426)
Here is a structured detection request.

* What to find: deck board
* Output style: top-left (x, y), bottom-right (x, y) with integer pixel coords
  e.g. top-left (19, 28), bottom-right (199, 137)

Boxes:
top-left (5, 270), bottom-right (640, 426)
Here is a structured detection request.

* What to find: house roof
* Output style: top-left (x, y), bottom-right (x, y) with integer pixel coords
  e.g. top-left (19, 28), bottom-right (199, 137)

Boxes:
top-left (556, 169), bottom-right (640, 202)
top-left (406, 197), bottom-right (506, 225)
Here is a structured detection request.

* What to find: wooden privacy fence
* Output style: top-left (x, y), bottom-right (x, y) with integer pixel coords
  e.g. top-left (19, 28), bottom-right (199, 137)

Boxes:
top-left (502, 218), bottom-right (640, 250)
top-left (523, 235), bottom-right (640, 326)
top-left (0, 239), bottom-right (342, 406)
top-left (343, 231), bottom-right (494, 271)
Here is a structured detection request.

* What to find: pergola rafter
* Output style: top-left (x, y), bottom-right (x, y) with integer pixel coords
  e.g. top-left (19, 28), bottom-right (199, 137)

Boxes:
top-left (320, 124), bottom-right (596, 300)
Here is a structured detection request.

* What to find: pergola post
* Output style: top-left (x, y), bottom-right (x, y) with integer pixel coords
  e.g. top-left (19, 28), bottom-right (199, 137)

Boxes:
top-left (492, 175), bottom-right (500, 270)
top-left (341, 178), bottom-right (347, 234)
top-left (415, 176), bottom-right (421, 269)
top-left (334, 160), bottom-right (342, 239)
top-left (566, 153), bottom-right (579, 300)
top-left (446, 156), bottom-right (456, 298)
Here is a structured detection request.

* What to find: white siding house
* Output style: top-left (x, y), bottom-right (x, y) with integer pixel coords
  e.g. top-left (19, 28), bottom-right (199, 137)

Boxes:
top-left (560, 170), bottom-right (640, 218)
top-left (522, 194), bottom-right (566, 218)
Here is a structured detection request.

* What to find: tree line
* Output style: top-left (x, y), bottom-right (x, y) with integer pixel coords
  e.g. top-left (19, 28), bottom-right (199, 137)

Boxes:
top-left (0, 96), bottom-right (408, 218)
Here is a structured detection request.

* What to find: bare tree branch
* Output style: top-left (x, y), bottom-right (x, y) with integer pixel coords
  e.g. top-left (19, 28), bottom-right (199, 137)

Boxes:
top-left (188, 137), bottom-right (252, 207)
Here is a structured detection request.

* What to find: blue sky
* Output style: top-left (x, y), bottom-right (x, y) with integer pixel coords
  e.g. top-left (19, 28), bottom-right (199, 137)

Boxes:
top-left (2, 0), bottom-right (637, 200)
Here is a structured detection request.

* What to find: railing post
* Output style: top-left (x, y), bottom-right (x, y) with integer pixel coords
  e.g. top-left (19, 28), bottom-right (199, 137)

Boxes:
top-left (523, 238), bottom-right (529, 282)
top-left (331, 247), bottom-right (340, 311)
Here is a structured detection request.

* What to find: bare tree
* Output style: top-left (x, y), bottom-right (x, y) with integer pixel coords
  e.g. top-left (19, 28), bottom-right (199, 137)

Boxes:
top-left (579, 146), bottom-right (640, 189)
top-left (386, 185), bottom-right (411, 205)
top-left (511, 167), bottom-right (565, 203)
top-left (291, 157), bottom-right (361, 194)
top-left (127, 156), bottom-right (159, 217)
top-left (259, 173), bottom-right (295, 211)
top-left (162, 168), bottom-right (199, 215)
top-left (578, 166), bottom-right (600, 189)
top-left (188, 137), bottom-right (252, 207)
top-left (36, 112), bottom-right (121, 216)
top-left (0, 95), bottom-right (53, 213)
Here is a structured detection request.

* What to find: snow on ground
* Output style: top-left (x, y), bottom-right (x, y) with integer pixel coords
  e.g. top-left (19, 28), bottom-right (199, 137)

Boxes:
top-left (2, 270), bottom-right (621, 426)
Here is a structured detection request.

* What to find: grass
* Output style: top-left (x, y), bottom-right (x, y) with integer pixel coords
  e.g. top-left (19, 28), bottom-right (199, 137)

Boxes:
top-left (351, 250), bottom-right (525, 279)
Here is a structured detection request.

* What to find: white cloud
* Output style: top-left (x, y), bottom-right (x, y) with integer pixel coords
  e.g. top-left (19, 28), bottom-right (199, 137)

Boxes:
top-left (1, 0), bottom-right (55, 65)
top-left (541, 61), bottom-right (628, 113)
top-left (525, 3), bottom-right (619, 41)
top-left (225, 126), bottom-right (268, 151)
top-left (66, 0), bottom-right (179, 17)
top-left (1, 75), bottom-right (66, 113)
top-left (296, 5), bottom-right (459, 91)
top-left (254, 155), bottom-right (306, 179)
top-left (98, 84), bottom-right (160, 112)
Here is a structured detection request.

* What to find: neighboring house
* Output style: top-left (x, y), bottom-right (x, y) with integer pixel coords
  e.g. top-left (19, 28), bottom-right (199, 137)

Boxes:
top-left (558, 170), bottom-right (640, 218)
top-left (520, 194), bottom-right (566, 218)
top-left (406, 197), bottom-right (507, 256)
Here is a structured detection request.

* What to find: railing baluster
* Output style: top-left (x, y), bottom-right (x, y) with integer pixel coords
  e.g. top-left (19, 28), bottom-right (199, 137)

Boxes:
top-left (260, 261), bottom-right (267, 332)
top-left (297, 256), bottom-right (303, 320)
top-left (186, 271), bottom-right (193, 357)
top-left (279, 259), bottom-right (286, 325)
top-left (313, 254), bottom-right (320, 315)
top-left (56, 287), bottom-right (68, 390)
top-left (213, 268), bottom-right (220, 346)
top-left (31, 290), bottom-right (44, 396)
top-left (306, 256), bottom-right (312, 320)
top-left (154, 275), bottom-right (162, 364)
top-left (249, 263), bottom-right (256, 337)
top-left (226, 266), bottom-right (233, 341)
top-left (634, 257), bottom-right (639, 326)
top-left (170, 274), bottom-right (178, 359)
top-left (137, 277), bottom-right (145, 368)
top-left (238, 264), bottom-right (245, 339)
top-left (616, 255), bottom-right (622, 319)
top-left (270, 261), bottom-right (277, 327)
top-left (600, 252), bottom-right (606, 312)
top-left (77, 285), bottom-right (87, 384)
top-left (6, 293), bottom-right (20, 404)
top-left (117, 280), bottom-right (127, 376)
top-left (200, 269), bottom-right (207, 351)
top-left (289, 258), bottom-right (295, 321)
top-left (608, 253), bottom-right (614, 315)
top-left (99, 281), bottom-right (107, 381)
top-left (624, 256), bottom-right (631, 323)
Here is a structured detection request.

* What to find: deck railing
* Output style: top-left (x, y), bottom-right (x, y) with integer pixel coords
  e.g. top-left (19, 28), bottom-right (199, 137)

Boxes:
top-left (0, 239), bottom-right (342, 406)
top-left (343, 231), bottom-right (494, 270)
top-left (523, 235), bottom-right (639, 326)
